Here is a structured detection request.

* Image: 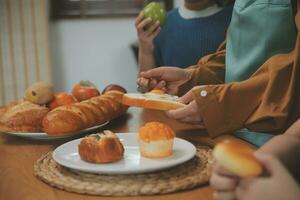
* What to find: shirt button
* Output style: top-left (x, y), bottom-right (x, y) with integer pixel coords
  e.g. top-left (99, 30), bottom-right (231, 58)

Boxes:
top-left (200, 90), bottom-right (207, 97)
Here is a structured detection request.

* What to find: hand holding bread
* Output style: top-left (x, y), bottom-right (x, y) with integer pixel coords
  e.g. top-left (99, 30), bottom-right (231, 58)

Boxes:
top-left (138, 67), bottom-right (192, 95)
top-left (213, 139), bottom-right (263, 177)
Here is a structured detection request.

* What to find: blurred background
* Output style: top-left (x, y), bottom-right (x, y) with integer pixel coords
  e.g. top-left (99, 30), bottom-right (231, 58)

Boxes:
top-left (0, 0), bottom-right (182, 106)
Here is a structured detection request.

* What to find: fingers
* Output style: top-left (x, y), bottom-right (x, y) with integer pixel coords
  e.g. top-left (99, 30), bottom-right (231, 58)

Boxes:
top-left (137, 17), bottom-right (152, 33)
top-left (180, 115), bottom-right (202, 124)
top-left (166, 104), bottom-right (191, 120)
top-left (152, 26), bottom-right (161, 38)
top-left (154, 80), bottom-right (166, 89)
top-left (146, 21), bottom-right (160, 37)
top-left (135, 12), bottom-right (144, 27)
top-left (213, 191), bottom-right (235, 200)
top-left (140, 68), bottom-right (165, 79)
top-left (254, 153), bottom-right (284, 176)
top-left (210, 173), bottom-right (238, 191)
top-left (213, 163), bottom-right (237, 177)
top-left (179, 89), bottom-right (194, 104)
top-left (166, 101), bottom-right (198, 121)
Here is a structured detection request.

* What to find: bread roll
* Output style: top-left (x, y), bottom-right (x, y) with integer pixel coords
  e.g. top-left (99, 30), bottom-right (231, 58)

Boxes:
top-left (43, 91), bottom-right (128, 135)
top-left (78, 130), bottom-right (124, 163)
top-left (213, 139), bottom-right (263, 177)
top-left (122, 93), bottom-right (185, 111)
top-left (0, 101), bottom-right (49, 132)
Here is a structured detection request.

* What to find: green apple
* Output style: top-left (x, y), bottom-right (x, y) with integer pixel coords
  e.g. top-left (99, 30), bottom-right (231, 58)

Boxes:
top-left (143, 2), bottom-right (167, 27)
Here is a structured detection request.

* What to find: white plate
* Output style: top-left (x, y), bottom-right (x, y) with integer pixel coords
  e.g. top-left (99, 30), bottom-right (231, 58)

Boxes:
top-left (0, 121), bottom-right (109, 140)
top-left (53, 132), bottom-right (196, 174)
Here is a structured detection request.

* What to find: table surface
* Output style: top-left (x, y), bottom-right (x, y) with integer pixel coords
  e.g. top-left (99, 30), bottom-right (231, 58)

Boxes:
top-left (0, 107), bottom-right (253, 200)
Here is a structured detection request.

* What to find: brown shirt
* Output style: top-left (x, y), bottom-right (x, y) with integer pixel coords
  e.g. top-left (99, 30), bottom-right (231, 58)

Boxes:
top-left (178, 4), bottom-right (300, 138)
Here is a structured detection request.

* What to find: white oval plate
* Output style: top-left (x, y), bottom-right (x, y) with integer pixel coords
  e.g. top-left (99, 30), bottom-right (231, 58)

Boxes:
top-left (53, 132), bottom-right (196, 174)
top-left (0, 121), bottom-right (109, 140)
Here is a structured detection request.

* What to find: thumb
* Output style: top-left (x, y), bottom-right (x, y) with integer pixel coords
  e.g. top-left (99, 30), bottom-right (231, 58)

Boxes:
top-left (254, 152), bottom-right (285, 176)
top-left (140, 68), bottom-right (164, 79)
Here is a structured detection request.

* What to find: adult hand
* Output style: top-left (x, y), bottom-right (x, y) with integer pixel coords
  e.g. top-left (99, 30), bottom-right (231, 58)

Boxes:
top-left (165, 86), bottom-right (207, 123)
top-left (165, 100), bottom-right (202, 124)
top-left (135, 12), bottom-right (161, 54)
top-left (138, 67), bottom-right (192, 95)
top-left (210, 163), bottom-right (239, 200)
top-left (235, 153), bottom-right (300, 200)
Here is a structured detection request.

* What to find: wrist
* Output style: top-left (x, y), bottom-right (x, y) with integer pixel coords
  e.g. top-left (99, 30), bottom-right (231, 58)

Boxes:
top-left (139, 42), bottom-right (154, 55)
top-left (184, 69), bottom-right (194, 82)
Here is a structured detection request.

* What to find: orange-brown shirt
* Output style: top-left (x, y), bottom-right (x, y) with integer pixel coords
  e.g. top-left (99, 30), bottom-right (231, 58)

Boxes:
top-left (178, 4), bottom-right (300, 138)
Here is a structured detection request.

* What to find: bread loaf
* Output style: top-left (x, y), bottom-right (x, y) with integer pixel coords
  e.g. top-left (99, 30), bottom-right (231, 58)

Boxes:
top-left (43, 91), bottom-right (128, 135)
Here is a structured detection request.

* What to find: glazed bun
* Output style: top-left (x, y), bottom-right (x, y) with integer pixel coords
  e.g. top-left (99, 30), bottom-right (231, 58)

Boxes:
top-left (213, 139), bottom-right (263, 177)
top-left (122, 92), bottom-right (185, 111)
top-left (78, 130), bottom-right (124, 163)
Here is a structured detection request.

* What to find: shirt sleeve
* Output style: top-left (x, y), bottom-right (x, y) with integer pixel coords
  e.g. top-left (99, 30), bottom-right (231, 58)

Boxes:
top-left (177, 41), bottom-right (226, 96)
top-left (192, 49), bottom-right (298, 137)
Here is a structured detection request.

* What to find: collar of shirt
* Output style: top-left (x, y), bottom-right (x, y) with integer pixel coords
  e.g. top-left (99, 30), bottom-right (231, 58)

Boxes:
top-left (178, 4), bottom-right (222, 19)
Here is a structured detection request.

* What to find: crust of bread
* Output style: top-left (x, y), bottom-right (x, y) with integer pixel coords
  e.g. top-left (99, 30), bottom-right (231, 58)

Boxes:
top-left (43, 91), bottom-right (127, 135)
top-left (78, 131), bottom-right (124, 163)
top-left (122, 93), bottom-right (185, 111)
top-left (213, 140), bottom-right (263, 177)
top-left (0, 101), bottom-right (49, 132)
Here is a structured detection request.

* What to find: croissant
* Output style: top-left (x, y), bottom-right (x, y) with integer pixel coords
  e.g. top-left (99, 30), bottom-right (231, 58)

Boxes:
top-left (43, 91), bottom-right (128, 135)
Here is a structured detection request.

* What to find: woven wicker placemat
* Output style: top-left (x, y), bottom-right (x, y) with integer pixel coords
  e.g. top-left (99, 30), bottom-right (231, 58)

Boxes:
top-left (34, 146), bottom-right (213, 196)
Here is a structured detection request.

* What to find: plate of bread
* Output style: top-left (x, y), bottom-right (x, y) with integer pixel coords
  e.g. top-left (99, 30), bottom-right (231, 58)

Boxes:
top-left (0, 81), bottom-right (128, 140)
top-left (0, 121), bottom-right (110, 140)
top-left (53, 122), bottom-right (197, 174)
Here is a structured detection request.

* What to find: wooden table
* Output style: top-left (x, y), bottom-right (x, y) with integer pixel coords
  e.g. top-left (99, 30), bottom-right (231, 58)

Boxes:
top-left (0, 107), bottom-right (253, 200)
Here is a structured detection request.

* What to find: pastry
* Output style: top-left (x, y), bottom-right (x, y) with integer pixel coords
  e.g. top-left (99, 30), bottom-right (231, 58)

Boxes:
top-left (78, 130), bottom-right (124, 163)
top-left (213, 139), bottom-right (263, 177)
top-left (0, 100), bottom-right (49, 132)
top-left (138, 122), bottom-right (175, 158)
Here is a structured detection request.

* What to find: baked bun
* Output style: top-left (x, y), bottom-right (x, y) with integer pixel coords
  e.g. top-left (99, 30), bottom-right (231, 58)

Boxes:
top-left (213, 139), bottom-right (263, 177)
top-left (138, 122), bottom-right (175, 158)
top-left (0, 101), bottom-right (49, 132)
top-left (78, 130), bottom-right (124, 163)
top-left (122, 91), bottom-right (185, 111)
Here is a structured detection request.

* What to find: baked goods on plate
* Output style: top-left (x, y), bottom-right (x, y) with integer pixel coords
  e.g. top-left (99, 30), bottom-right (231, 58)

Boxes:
top-left (213, 139), bottom-right (263, 177)
top-left (139, 122), bottom-right (175, 158)
top-left (0, 100), bottom-right (49, 132)
top-left (122, 91), bottom-right (185, 111)
top-left (78, 130), bottom-right (124, 163)
top-left (53, 132), bottom-right (196, 174)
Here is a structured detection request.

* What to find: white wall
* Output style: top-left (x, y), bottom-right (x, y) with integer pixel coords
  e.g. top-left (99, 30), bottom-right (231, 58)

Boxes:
top-left (50, 18), bottom-right (138, 93)
top-left (49, 1), bottom-right (182, 93)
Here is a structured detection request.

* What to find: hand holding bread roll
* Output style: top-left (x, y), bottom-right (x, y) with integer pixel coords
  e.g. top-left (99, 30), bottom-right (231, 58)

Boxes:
top-left (213, 139), bottom-right (263, 177)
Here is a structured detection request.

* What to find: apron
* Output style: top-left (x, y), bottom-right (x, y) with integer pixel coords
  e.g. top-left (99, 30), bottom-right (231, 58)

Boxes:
top-left (225, 0), bottom-right (297, 146)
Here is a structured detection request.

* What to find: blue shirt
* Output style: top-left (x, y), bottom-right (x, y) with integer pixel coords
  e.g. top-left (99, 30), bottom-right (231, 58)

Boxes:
top-left (153, 4), bottom-right (233, 68)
